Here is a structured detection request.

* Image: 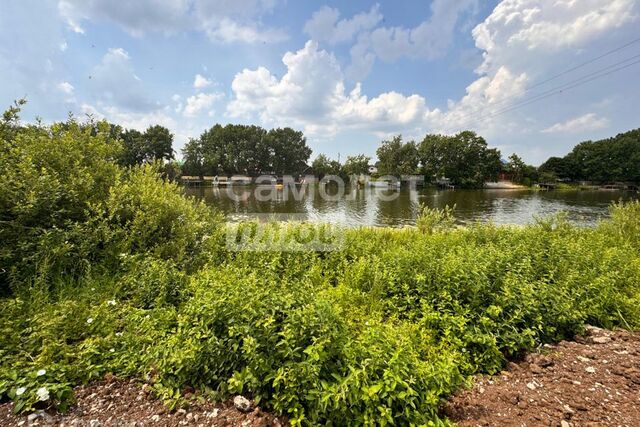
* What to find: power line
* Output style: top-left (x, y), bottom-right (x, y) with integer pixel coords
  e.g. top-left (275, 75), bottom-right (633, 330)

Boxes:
top-left (453, 36), bottom-right (640, 122)
top-left (527, 35), bottom-right (640, 90)
top-left (461, 57), bottom-right (640, 127)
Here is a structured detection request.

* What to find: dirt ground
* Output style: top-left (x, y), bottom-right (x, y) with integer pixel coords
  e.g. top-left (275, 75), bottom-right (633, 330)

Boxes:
top-left (0, 379), bottom-right (286, 427)
top-left (443, 326), bottom-right (640, 426)
top-left (2, 326), bottom-right (638, 426)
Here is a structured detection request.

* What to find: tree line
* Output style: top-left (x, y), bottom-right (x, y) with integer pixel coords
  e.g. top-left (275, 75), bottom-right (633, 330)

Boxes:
top-left (22, 99), bottom-right (638, 187)
top-left (85, 118), bottom-right (640, 187)
top-left (539, 128), bottom-right (640, 183)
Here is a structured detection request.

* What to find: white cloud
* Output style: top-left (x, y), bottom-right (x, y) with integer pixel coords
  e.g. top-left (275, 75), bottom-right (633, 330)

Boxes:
top-left (347, 0), bottom-right (478, 80)
top-left (304, 5), bottom-right (382, 45)
top-left (228, 41), bottom-right (432, 136)
top-left (227, 0), bottom-right (637, 148)
top-left (57, 0), bottom-right (288, 44)
top-left (202, 17), bottom-right (287, 44)
top-left (193, 74), bottom-right (212, 89)
top-left (80, 103), bottom-right (177, 130)
top-left (90, 48), bottom-right (158, 112)
top-left (57, 81), bottom-right (74, 94)
top-left (542, 113), bottom-right (609, 133)
top-left (472, 0), bottom-right (637, 74)
top-left (58, 0), bottom-right (191, 36)
top-left (183, 92), bottom-right (223, 117)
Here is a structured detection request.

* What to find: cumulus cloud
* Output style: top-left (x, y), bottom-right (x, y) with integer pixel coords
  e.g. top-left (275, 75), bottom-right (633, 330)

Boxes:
top-left (183, 92), bottom-right (223, 117)
top-left (303, 5), bottom-right (382, 45)
top-left (57, 0), bottom-right (288, 44)
top-left (542, 113), bottom-right (609, 133)
top-left (472, 0), bottom-right (637, 74)
top-left (226, 0), bottom-right (638, 147)
top-left (228, 41), bottom-right (433, 136)
top-left (193, 74), bottom-right (212, 89)
top-left (226, 37), bottom-right (538, 138)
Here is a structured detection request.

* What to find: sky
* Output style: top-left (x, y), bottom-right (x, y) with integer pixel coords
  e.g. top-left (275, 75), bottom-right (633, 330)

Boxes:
top-left (1, 0), bottom-right (639, 165)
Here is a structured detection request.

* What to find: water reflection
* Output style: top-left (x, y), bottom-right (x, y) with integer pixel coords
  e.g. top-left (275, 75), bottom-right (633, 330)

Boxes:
top-left (185, 185), bottom-right (636, 227)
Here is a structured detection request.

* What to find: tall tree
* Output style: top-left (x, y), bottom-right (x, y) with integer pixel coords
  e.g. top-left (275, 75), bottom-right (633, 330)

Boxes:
top-left (312, 154), bottom-right (341, 178)
top-left (376, 136), bottom-right (419, 176)
top-left (119, 125), bottom-right (174, 166)
top-left (267, 128), bottom-right (312, 175)
top-left (418, 131), bottom-right (502, 188)
top-left (184, 124), bottom-right (311, 176)
top-left (143, 125), bottom-right (174, 162)
top-left (539, 129), bottom-right (640, 183)
top-left (342, 154), bottom-right (371, 176)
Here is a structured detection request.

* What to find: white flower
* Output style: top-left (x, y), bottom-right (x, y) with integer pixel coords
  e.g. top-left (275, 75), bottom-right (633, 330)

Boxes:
top-left (107, 300), bottom-right (116, 306)
top-left (87, 317), bottom-right (94, 324)
top-left (36, 387), bottom-right (49, 402)
top-left (115, 332), bottom-right (123, 337)
top-left (36, 369), bottom-right (46, 377)
top-left (109, 348), bottom-right (115, 353)
top-left (16, 387), bottom-right (26, 396)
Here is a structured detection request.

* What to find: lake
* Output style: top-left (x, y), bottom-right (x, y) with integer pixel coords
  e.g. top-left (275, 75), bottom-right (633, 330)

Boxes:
top-left (185, 185), bottom-right (636, 227)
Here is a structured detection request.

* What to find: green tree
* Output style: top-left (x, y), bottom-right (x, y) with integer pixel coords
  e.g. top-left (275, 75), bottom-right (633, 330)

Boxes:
top-left (418, 131), bottom-right (501, 188)
top-left (120, 129), bottom-right (145, 166)
top-left (188, 124), bottom-right (311, 176)
top-left (506, 153), bottom-right (526, 183)
top-left (182, 138), bottom-right (205, 177)
top-left (342, 154), bottom-right (371, 176)
top-left (312, 154), bottom-right (341, 178)
top-left (143, 125), bottom-right (174, 162)
top-left (119, 125), bottom-right (174, 167)
top-left (539, 129), bottom-right (640, 183)
top-left (267, 128), bottom-right (312, 175)
top-left (376, 136), bottom-right (419, 176)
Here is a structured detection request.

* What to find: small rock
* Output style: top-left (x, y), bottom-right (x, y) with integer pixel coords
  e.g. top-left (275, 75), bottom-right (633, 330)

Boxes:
top-left (585, 366), bottom-right (596, 374)
top-left (176, 408), bottom-right (187, 416)
top-left (530, 364), bottom-right (543, 374)
top-left (526, 382), bottom-right (537, 390)
top-left (27, 411), bottom-right (52, 424)
top-left (591, 336), bottom-right (611, 344)
top-left (563, 404), bottom-right (575, 419)
top-left (186, 413), bottom-right (193, 421)
top-left (561, 420), bottom-right (571, 427)
top-left (207, 408), bottom-right (219, 418)
top-left (576, 356), bottom-right (590, 363)
top-left (584, 325), bottom-right (605, 335)
top-left (234, 395), bottom-right (253, 413)
top-left (151, 415), bottom-right (160, 422)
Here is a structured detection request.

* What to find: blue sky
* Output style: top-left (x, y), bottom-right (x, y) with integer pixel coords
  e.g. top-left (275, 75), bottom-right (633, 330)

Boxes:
top-left (1, 0), bottom-right (638, 165)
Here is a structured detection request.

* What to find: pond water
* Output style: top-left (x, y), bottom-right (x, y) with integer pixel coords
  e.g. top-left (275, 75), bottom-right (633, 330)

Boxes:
top-left (185, 185), bottom-right (636, 227)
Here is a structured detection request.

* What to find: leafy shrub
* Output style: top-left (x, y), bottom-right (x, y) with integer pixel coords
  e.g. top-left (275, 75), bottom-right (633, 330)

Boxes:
top-left (416, 204), bottom-right (456, 234)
